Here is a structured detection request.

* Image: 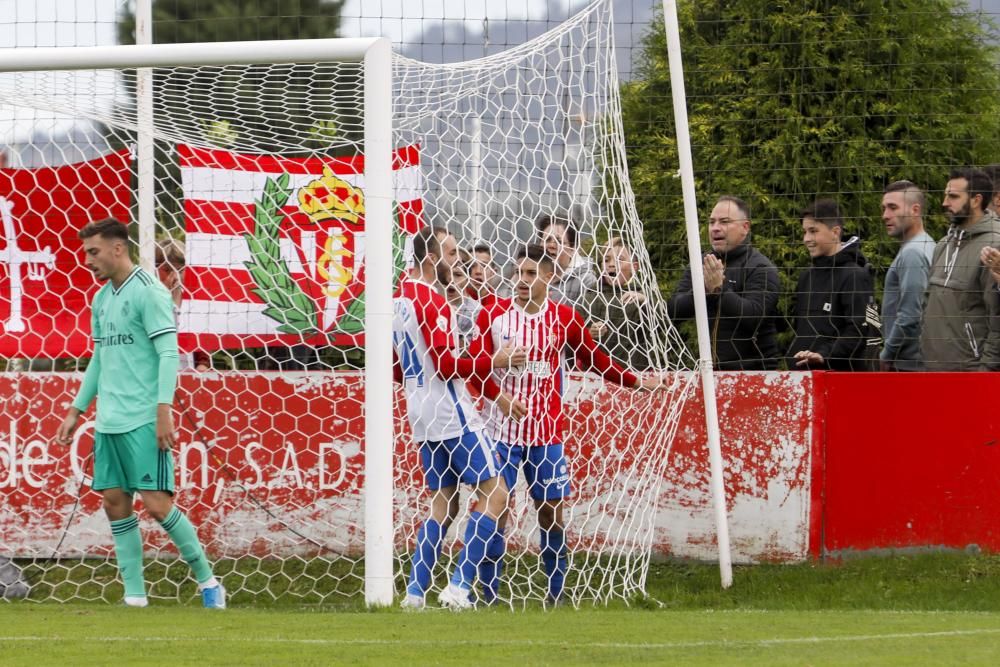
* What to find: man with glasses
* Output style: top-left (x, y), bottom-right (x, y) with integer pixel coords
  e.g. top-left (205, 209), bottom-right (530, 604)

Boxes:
top-left (667, 196), bottom-right (781, 369)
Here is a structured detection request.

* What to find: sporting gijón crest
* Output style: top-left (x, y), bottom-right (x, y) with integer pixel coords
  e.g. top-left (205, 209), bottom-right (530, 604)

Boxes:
top-left (244, 168), bottom-right (373, 338)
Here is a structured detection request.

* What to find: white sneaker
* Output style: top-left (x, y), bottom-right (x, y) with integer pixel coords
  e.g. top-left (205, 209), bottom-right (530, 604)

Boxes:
top-left (123, 596), bottom-right (148, 608)
top-left (438, 584), bottom-right (474, 611)
top-left (400, 594), bottom-right (425, 611)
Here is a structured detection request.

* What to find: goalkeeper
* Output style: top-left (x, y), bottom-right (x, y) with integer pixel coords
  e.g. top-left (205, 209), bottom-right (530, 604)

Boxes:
top-left (55, 218), bottom-right (225, 609)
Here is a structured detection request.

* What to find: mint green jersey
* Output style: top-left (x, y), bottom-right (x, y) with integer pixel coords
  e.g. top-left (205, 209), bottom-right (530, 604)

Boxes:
top-left (74, 267), bottom-right (178, 434)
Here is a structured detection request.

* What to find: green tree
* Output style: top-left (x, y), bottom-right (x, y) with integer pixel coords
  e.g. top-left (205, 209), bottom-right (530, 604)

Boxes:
top-left (621, 0), bottom-right (1000, 304)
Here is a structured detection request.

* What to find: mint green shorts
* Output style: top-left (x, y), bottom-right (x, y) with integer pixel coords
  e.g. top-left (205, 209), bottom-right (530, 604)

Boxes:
top-left (92, 423), bottom-right (174, 495)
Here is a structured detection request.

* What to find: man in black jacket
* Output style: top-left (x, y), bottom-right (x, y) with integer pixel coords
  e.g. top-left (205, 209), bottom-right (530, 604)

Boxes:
top-left (786, 199), bottom-right (875, 371)
top-left (667, 195), bottom-right (781, 370)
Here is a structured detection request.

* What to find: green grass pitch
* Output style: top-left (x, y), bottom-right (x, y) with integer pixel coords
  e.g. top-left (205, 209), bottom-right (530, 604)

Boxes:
top-left (4, 554), bottom-right (1000, 665)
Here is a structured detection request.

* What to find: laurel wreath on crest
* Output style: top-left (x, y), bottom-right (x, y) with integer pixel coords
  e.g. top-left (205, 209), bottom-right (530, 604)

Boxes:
top-left (243, 173), bottom-right (408, 338)
top-left (243, 174), bottom-right (319, 335)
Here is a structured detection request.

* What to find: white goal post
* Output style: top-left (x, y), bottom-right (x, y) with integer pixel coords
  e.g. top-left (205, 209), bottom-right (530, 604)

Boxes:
top-left (0, 37), bottom-right (397, 606)
top-left (0, 0), bottom-right (735, 609)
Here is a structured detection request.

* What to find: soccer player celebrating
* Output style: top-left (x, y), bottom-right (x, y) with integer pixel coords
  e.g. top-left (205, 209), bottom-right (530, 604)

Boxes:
top-left (395, 226), bottom-right (527, 610)
top-left (55, 219), bottom-right (225, 609)
top-left (469, 243), bottom-right (660, 606)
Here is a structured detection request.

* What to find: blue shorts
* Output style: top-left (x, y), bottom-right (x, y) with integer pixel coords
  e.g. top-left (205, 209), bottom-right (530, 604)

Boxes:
top-left (496, 442), bottom-right (572, 501)
top-left (420, 430), bottom-right (501, 491)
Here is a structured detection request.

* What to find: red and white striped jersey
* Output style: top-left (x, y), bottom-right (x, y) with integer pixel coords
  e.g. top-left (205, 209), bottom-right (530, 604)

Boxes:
top-left (470, 298), bottom-right (637, 447)
top-left (392, 278), bottom-right (485, 442)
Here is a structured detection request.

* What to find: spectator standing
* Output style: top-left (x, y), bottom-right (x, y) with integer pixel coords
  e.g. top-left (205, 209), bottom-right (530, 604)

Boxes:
top-left (920, 168), bottom-right (1000, 370)
top-left (878, 181), bottom-right (936, 371)
top-left (667, 196), bottom-right (781, 370)
top-left (786, 199), bottom-right (875, 371)
top-left (536, 215), bottom-right (597, 315)
top-left (589, 237), bottom-right (653, 370)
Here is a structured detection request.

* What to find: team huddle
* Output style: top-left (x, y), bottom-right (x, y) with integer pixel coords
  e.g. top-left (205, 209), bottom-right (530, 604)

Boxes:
top-left (393, 226), bottom-right (660, 610)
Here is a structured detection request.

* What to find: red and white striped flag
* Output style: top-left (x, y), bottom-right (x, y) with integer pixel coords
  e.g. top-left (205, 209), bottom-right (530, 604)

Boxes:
top-left (178, 144), bottom-right (424, 351)
top-left (0, 149), bottom-right (133, 358)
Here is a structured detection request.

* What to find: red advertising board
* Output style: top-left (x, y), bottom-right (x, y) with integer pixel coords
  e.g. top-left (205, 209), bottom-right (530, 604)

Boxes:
top-left (0, 371), bottom-right (816, 563)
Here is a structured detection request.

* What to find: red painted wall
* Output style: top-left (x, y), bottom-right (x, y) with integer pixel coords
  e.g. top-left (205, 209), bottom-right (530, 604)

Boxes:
top-left (819, 372), bottom-right (1000, 555)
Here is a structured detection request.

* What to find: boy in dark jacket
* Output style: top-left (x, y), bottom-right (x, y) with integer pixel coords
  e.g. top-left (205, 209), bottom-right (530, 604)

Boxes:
top-left (787, 199), bottom-right (875, 371)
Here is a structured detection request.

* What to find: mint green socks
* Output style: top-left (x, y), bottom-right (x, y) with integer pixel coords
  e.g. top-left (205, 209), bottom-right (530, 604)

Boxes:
top-left (110, 515), bottom-right (145, 598)
top-left (159, 506), bottom-right (214, 585)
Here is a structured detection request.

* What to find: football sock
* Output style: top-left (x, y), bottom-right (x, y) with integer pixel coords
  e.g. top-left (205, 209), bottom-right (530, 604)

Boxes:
top-left (407, 519), bottom-right (443, 597)
top-left (110, 515), bottom-right (145, 598)
top-left (159, 506), bottom-right (214, 584)
top-left (479, 527), bottom-right (506, 603)
top-left (451, 512), bottom-right (496, 591)
top-left (540, 528), bottom-right (567, 602)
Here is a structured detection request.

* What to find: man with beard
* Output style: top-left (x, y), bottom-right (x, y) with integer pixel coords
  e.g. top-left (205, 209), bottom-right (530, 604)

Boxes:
top-left (879, 181), bottom-right (936, 371)
top-left (920, 168), bottom-right (1000, 370)
top-left (667, 196), bottom-right (781, 369)
top-left (393, 225), bottom-right (526, 610)
top-left (786, 199), bottom-right (875, 371)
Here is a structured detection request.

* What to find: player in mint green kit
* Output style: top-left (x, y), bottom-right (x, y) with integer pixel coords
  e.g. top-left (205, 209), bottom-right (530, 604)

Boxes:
top-left (56, 218), bottom-right (225, 609)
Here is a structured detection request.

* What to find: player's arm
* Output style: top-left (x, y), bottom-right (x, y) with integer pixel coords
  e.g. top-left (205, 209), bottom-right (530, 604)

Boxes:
top-left (56, 343), bottom-right (101, 444)
top-left (145, 284), bottom-right (180, 450)
top-left (567, 307), bottom-right (645, 389)
top-left (57, 298), bottom-right (104, 444)
top-left (421, 301), bottom-right (524, 389)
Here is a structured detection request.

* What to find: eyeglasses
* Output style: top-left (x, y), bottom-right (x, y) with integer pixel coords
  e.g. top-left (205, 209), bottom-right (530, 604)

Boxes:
top-left (706, 218), bottom-right (747, 226)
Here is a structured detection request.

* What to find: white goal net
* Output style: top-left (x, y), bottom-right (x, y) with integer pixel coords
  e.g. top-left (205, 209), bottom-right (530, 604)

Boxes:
top-left (0, 0), bottom-right (700, 608)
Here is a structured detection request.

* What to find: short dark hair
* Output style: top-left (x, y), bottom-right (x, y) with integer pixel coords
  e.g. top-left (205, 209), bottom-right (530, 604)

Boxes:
top-left (949, 168), bottom-right (993, 212)
top-left (78, 218), bottom-right (128, 242)
top-left (472, 242), bottom-right (492, 256)
top-left (515, 243), bottom-right (555, 272)
top-left (883, 180), bottom-right (926, 214)
top-left (535, 214), bottom-right (579, 248)
top-left (981, 164), bottom-right (1000, 197)
top-left (412, 225), bottom-right (442, 264)
top-left (714, 195), bottom-right (751, 220)
top-left (800, 199), bottom-right (843, 230)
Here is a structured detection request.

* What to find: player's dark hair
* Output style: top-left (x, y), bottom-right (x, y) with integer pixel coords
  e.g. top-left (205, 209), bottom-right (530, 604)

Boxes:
top-left (472, 242), bottom-right (492, 256)
top-left (950, 167), bottom-right (993, 212)
top-left (515, 243), bottom-right (555, 272)
top-left (79, 218), bottom-right (128, 242)
top-left (412, 225), bottom-right (442, 263)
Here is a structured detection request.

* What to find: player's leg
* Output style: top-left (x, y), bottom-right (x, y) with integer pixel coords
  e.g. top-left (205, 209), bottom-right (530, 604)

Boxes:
top-left (404, 440), bottom-right (459, 607)
top-left (93, 431), bottom-right (146, 606)
top-left (527, 444), bottom-right (571, 604)
top-left (479, 441), bottom-right (521, 604)
top-left (440, 431), bottom-right (507, 609)
top-left (127, 424), bottom-right (224, 608)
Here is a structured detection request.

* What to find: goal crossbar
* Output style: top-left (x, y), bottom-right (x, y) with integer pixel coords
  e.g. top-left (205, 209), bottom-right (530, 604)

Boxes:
top-left (0, 38), bottom-right (382, 71)
top-left (0, 36), bottom-right (396, 607)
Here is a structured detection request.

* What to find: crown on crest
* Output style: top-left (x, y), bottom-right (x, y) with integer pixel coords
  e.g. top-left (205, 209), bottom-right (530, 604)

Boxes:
top-left (297, 166), bottom-right (365, 224)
